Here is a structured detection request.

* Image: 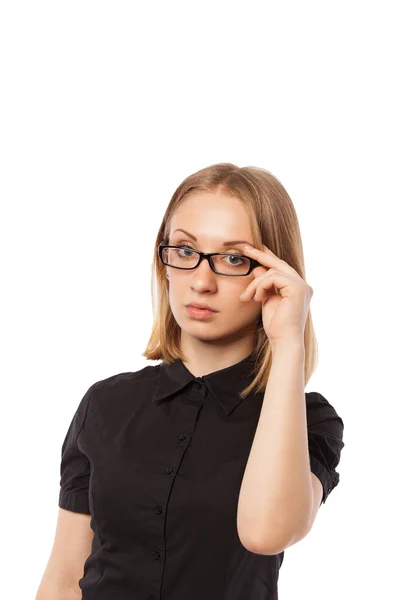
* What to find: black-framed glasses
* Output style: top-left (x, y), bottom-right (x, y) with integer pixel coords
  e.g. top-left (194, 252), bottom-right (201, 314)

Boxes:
top-left (158, 244), bottom-right (262, 276)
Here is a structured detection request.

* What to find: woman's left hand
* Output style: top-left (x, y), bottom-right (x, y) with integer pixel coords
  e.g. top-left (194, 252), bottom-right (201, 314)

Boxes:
top-left (240, 244), bottom-right (313, 345)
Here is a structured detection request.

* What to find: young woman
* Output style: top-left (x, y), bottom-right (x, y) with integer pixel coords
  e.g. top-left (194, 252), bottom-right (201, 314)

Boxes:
top-left (37, 163), bottom-right (345, 600)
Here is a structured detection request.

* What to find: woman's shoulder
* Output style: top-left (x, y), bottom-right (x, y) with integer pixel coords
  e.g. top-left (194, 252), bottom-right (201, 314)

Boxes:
top-left (305, 390), bottom-right (345, 451)
top-left (88, 362), bottom-right (161, 403)
top-left (305, 390), bottom-right (344, 425)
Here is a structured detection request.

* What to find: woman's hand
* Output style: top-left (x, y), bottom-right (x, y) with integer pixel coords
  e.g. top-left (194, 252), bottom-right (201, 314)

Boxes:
top-left (240, 244), bottom-right (313, 346)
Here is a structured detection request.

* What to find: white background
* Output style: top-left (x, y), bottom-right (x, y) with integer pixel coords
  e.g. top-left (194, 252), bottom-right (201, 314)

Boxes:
top-left (1, 1), bottom-right (399, 598)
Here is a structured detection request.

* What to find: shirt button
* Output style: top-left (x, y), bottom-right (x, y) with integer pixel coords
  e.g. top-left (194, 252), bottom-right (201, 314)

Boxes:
top-left (195, 381), bottom-right (202, 389)
top-left (165, 467), bottom-right (173, 474)
top-left (178, 433), bottom-right (187, 441)
top-left (148, 596), bottom-right (156, 600)
top-left (155, 506), bottom-right (163, 515)
top-left (152, 550), bottom-right (161, 560)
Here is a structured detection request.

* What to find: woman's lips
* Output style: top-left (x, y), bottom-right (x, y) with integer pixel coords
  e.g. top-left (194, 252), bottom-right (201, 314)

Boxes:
top-left (186, 306), bottom-right (217, 319)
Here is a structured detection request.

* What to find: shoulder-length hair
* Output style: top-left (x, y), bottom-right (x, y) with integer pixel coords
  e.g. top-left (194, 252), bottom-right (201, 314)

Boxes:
top-left (142, 162), bottom-right (318, 399)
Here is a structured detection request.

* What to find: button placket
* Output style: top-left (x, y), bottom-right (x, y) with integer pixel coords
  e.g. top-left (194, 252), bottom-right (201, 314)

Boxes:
top-left (149, 387), bottom-right (202, 599)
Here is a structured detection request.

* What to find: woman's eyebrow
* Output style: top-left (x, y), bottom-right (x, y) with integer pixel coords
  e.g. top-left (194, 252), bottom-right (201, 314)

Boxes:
top-left (172, 228), bottom-right (252, 247)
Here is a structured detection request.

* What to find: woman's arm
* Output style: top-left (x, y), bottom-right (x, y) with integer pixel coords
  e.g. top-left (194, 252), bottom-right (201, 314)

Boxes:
top-left (34, 507), bottom-right (94, 599)
top-left (237, 340), bottom-right (313, 554)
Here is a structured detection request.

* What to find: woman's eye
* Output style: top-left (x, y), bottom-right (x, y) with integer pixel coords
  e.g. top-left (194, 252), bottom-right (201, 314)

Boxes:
top-left (223, 255), bottom-right (244, 266)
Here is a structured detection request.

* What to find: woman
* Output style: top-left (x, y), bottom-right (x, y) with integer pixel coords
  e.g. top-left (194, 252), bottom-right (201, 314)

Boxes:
top-left (36, 163), bottom-right (345, 600)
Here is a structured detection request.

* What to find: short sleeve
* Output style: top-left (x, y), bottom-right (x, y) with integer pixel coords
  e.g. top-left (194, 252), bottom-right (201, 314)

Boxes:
top-left (58, 383), bottom-right (95, 514)
top-left (306, 391), bottom-right (345, 505)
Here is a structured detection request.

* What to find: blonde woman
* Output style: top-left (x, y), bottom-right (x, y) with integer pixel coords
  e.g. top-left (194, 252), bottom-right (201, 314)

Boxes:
top-left (36, 163), bottom-right (345, 600)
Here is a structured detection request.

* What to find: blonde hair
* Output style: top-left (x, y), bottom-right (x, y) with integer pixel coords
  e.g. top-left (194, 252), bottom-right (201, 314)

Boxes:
top-left (142, 162), bottom-right (318, 399)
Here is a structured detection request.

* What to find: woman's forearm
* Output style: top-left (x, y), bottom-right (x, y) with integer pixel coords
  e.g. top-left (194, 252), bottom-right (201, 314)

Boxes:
top-left (34, 576), bottom-right (81, 600)
top-left (237, 339), bottom-right (313, 554)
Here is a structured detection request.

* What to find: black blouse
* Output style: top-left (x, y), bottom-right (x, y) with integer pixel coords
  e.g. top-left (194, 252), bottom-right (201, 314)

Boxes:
top-left (59, 352), bottom-right (345, 599)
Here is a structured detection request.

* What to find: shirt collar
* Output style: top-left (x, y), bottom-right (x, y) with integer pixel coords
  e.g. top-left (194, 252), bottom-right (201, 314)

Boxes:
top-left (152, 352), bottom-right (258, 416)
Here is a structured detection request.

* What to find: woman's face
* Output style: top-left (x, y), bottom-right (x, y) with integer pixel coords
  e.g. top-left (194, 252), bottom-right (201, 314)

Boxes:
top-left (166, 191), bottom-right (263, 342)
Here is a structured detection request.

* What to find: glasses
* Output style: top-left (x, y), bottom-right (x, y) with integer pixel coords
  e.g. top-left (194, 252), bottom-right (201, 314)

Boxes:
top-left (158, 244), bottom-right (262, 276)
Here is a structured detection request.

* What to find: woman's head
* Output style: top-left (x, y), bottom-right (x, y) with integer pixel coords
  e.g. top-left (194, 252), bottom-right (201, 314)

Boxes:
top-left (143, 162), bottom-right (318, 398)
top-left (165, 190), bottom-right (264, 347)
